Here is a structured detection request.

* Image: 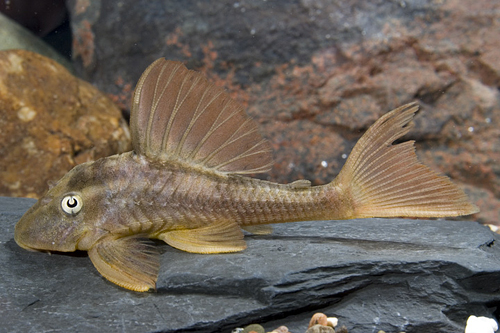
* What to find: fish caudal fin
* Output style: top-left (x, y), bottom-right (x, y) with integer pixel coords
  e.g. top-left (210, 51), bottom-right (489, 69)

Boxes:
top-left (333, 103), bottom-right (479, 218)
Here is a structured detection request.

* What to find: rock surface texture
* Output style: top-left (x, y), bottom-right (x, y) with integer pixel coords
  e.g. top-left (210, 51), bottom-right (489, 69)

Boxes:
top-left (0, 50), bottom-right (131, 198)
top-left (2, 197), bottom-right (499, 333)
top-left (66, 0), bottom-right (500, 227)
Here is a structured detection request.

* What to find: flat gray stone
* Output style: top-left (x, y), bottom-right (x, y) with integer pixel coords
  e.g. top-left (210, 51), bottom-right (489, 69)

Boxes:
top-left (1, 196), bottom-right (499, 332)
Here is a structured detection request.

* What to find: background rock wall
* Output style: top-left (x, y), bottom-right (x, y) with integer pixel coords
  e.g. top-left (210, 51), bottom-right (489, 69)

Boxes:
top-left (66, 0), bottom-right (499, 226)
top-left (0, 0), bottom-right (498, 226)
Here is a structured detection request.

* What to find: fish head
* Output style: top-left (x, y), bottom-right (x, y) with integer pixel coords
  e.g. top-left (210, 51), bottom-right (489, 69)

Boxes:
top-left (15, 161), bottom-right (99, 253)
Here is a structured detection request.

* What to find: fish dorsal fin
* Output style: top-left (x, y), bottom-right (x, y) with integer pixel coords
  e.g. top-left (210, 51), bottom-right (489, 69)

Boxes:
top-left (130, 58), bottom-right (273, 174)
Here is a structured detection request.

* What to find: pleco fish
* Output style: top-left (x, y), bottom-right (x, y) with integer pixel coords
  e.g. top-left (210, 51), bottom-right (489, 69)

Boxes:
top-left (14, 58), bottom-right (479, 292)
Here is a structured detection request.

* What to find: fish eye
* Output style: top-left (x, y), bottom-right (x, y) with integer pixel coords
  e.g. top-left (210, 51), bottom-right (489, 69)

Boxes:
top-left (61, 194), bottom-right (83, 215)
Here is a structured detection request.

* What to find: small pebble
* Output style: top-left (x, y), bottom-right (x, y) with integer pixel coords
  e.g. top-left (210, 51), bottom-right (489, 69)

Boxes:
top-left (270, 325), bottom-right (290, 333)
top-left (326, 317), bottom-right (338, 328)
top-left (305, 324), bottom-right (334, 333)
top-left (309, 313), bottom-right (328, 327)
top-left (465, 315), bottom-right (498, 333)
top-left (487, 224), bottom-right (498, 233)
top-left (242, 324), bottom-right (265, 333)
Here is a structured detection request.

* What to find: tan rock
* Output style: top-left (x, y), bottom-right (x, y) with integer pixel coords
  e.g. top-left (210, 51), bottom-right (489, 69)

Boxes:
top-left (308, 313), bottom-right (328, 328)
top-left (0, 49), bottom-right (131, 198)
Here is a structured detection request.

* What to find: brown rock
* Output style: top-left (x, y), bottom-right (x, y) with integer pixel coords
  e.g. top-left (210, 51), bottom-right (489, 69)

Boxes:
top-left (0, 50), bottom-right (130, 198)
top-left (308, 313), bottom-right (328, 328)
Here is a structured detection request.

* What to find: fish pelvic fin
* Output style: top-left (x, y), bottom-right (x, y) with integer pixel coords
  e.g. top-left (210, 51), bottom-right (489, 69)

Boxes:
top-left (157, 220), bottom-right (247, 254)
top-left (333, 102), bottom-right (479, 218)
top-left (88, 235), bottom-right (159, 292)
top-left (130, 58), bottom-right (273, 174)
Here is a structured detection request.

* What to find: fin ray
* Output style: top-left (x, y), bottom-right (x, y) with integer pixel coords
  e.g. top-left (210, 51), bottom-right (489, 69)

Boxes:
top-left (130, 58), bottom-right (273, 174)
top-left (88, 236), bottom-right (159, 292)
top-left (158, 220), bottom-right (247, 254)
top-left (335, 102), bottom-right (479, 218)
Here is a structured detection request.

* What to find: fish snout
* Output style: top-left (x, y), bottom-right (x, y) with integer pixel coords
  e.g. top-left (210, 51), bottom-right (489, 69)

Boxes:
top-left (14, 204), bottom-right (81, 253)
top-left (14, 215), bottom-right (44, 252)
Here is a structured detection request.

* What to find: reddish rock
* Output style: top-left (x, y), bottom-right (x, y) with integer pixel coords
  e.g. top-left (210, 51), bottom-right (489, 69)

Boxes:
top-left (0, 50), bottom-right (130, 198)
top-left (67, 0), bottom-right (499, 225)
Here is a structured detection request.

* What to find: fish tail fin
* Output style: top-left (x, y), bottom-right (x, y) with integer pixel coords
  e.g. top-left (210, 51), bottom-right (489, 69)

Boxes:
top-left (332, 102), bottom-right (479, 218)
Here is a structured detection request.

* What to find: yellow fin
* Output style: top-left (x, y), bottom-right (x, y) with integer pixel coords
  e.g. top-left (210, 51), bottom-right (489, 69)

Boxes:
top-left (335, 102), bottom-right (479, 218)
top-left (158, 220), bottom-right (246, 254)
top-left (242, 225), bottom-right (273, 235)
top-left (130, 58), bottom-right (273, 174)
top-left (88, 236), bottom-right (159, 292)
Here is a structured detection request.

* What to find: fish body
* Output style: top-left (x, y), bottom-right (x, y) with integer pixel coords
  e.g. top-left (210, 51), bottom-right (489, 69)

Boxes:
top-left (15, 59), bottom-right (479, 291)
top-left (17, 151), bottom-right (344, 252)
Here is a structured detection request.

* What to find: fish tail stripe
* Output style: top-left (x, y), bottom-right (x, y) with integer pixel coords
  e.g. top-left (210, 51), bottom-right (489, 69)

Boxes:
top-left (348, 109), bottom-right (414, 181)
top-left (356, 168), bottom-right (444, 200)
top-left (333, 102), bottom-right (479, 218)
top-left (352, 141), bottom-right (416, 185)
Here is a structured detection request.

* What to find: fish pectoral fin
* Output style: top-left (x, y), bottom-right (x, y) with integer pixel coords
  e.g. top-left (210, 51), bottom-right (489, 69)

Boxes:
top-left (88, 236), bottom-right (159, 292)
top-left (242, 225), bottom-right (273, 235)
top-left (158, 220), bottom-right (246, 254)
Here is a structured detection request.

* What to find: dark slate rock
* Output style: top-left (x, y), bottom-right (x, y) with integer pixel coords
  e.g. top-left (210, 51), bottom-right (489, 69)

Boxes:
top-left (1, 196), bottom-right (499, 332)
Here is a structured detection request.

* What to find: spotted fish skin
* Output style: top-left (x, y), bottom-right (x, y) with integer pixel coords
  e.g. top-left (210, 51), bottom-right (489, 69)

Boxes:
top-left (14, 59), bottom-right (479, 292)
top-left (114, 153), bottom-right (342, 227)
top-left (70, 151), bottom-right (347, 249)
